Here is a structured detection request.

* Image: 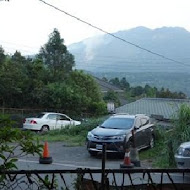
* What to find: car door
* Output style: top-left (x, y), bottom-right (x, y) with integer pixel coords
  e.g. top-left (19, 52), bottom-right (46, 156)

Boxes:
top-left (57, 114), bottom-right (71, 129)
top-left (46, 114), bottom-right (60, 130)
top-left (140, 117), bottom-right (152, 146)
top-left (134, 117), bottom-right (147, 148)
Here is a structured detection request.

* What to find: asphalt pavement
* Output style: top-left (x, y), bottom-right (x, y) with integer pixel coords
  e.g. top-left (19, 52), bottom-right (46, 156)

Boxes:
top-left (12, 142), bottom-right (190, 189)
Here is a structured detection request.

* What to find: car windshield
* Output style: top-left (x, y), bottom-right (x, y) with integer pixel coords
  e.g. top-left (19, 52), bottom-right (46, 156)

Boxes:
top-left (100, 118), bottom-right (134, 130)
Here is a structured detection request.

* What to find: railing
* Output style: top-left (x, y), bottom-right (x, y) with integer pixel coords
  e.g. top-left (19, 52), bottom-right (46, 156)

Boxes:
top-left (0, 168), bottom-right (190, 190)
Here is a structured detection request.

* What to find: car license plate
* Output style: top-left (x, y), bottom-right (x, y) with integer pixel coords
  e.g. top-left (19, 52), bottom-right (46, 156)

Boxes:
top-left (96, 144), bottom-right (103, 150)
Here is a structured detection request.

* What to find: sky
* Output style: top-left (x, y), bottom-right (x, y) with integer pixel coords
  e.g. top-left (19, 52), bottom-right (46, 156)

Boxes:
top-left (0, 0), bottom-right (190, 55)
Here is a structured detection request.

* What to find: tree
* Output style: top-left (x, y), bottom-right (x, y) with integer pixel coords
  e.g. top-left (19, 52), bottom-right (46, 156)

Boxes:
top-left (103, 90), bottom-right (120, 107)
top-left (67, 71), bottom-right (105, 114)
top-left (0, 58), bottom-right (25, 107)
top-left (120, 77), bottom-right (130, 90)
top-left (22, 58), bottom-right (49, 107)
top-left (131, 86), bottom-right (144, 97)
top-left (39, 70), bottom-right (106, 115)
top-left (109, 77), bottom-right (120, 87)
top-left (144, 84), bottom-right (156, 97)
top-left (0, 46), bottom-right (5, 65)
top-left (39, 28), bottom-right (75, 80)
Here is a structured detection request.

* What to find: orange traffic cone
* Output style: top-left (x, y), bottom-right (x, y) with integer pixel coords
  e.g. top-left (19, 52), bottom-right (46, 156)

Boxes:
top-left (39, 142), bottom-right (53, 164)
top-left (120, 149), bottom-right (134, 168)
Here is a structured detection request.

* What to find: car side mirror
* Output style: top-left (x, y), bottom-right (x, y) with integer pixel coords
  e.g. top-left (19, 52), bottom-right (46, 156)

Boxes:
top-left (134, 126), bottom-right (140, 130)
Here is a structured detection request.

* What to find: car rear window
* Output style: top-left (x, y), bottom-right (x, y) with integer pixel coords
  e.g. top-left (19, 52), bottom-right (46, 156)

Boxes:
top-left (36, 113), bottom-right (45, 118)
top-left (101, 118), bottom-right (134, 129)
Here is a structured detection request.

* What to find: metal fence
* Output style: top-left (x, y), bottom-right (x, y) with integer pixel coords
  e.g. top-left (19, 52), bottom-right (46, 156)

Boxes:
top-left (0, 107), bottom-right (91, 128)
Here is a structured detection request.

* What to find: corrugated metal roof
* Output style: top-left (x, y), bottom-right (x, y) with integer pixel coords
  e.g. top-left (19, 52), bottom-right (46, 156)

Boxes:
top-left (116, 98), bottom-right (190, 120)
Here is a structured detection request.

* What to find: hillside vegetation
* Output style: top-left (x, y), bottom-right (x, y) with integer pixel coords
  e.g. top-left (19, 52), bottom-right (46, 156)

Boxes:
top-left (0, 29), bottom-right (106, 116)
top-left (69, 26), bottom-right (190, 96)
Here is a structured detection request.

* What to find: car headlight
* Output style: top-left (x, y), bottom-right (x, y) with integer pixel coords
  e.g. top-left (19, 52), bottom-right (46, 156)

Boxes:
top-left (87, 131), bottom-right (94, 138)
top-left (177, 147), bottom-right (190, 157)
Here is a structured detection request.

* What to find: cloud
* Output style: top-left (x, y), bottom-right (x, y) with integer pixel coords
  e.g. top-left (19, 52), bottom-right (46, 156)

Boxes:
top-left (83, 35), bottom-right (105, 61)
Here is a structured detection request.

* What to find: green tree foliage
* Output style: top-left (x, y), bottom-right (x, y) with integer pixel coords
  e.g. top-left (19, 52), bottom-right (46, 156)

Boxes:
top-left (144, 85), bottom-right (157, 97)
top-left (109, 77), bottom-right (130, 90)
top-left (161, 104), bottom-right (190, 167)
top-left (120, 77), bottom-right (130, 90)
top-left (173, 104), bottom-right (190, 148)
top-left (40, 71), bottom-right (106, 115)
top-left (0, 114), bottom-right (42, 172)
top-left (103, 90), bottom-right (120, 107)
top-left (0, 59), bottom-right (24, 107)
top-left (131, 86), bottom-right (144, 97)
top-left (108, 76), bottom-right (187, 100)
top-left (109, 77), bottom-right (120, 87)
top-left (157, 87), bottom-right (186, 99)
top-left (39, 28), bottom-right (74, 80)
top-left (0, 46), bottom-right (5, 65)
top-left (0, 29), bottom-right (106, 116)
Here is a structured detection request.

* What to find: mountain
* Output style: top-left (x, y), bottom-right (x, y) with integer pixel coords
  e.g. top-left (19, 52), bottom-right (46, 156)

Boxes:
top-left (68, 26), bottom-right (190, 73)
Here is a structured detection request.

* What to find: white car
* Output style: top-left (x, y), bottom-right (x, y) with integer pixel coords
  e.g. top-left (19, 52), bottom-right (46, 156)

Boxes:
top-left (23, 112), bottom-right (81, 132)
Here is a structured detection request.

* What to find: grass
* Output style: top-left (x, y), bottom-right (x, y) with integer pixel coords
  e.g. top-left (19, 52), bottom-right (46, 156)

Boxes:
top-left (34, 116), bottom-right (107, 146)
top-left (139, 127), bottom-right (177, 168)
top-left (139, 140), bottom-right (168, 168)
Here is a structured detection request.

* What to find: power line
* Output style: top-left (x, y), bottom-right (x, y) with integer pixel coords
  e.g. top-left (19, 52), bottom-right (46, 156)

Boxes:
top-left (71, 52), bottom-right (190, 61)
top-left (0, 40), bottom-right (40, 50)
top-left (39, 0), bottom-right (190, 67)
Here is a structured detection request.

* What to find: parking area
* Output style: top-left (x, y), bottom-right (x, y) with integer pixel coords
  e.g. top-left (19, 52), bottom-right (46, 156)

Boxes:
top-left (16, 142), bottom-right (152, 170)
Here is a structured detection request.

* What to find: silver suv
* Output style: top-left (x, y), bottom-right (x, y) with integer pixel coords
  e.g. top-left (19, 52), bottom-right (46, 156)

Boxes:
top-left (87, 113), bottom-right (155, 156)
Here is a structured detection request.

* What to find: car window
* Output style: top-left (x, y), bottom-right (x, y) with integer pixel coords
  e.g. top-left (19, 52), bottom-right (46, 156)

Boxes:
top-left (141, 118), bottom-right (149, 126)
top-left (47, 114), bottom-right (57, 120)
top-left (58, 114), bottom-right (71, 121)
top-left (135, 118), bottom-right (141, 128)
top-left (36, 113), bottom-right (45, 118)
top-left (101, 118), bottom-right (134, 129)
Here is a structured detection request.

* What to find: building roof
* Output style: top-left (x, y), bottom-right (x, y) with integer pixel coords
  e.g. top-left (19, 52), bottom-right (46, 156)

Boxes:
top-left (94, 77), bottom-right (124, 93)
top-left (116, 98), bottom-right (190, 120)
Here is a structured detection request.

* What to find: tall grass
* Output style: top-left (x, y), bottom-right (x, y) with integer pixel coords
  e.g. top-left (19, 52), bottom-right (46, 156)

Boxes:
top-left (35, 116), bottom-right (107, 145)
top-left (148, 104), bottom-right (190, 168)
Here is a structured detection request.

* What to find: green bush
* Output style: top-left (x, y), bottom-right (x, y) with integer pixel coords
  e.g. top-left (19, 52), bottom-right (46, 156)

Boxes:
top-left (149, 104), bottom-right (190, 168)
top-left (0, 114), bottom-right (16, 128)
top-left (36, 116), bottom-right (108, 145)
top-left (0, 114), bottom-right (43, 172)
top-left (88, 102), bottom-right (107, 116)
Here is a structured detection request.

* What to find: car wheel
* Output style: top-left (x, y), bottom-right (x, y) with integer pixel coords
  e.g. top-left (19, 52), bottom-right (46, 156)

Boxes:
top-left (149, 135), bottom-right (155, 148)
top-left (41, 125), bottom-right (49, 133)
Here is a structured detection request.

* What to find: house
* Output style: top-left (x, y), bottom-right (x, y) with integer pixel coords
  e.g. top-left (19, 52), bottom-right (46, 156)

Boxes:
top-left (93, 77), bottom-right (127, 106)
top-left (93, 77), bottom-right (124, 93)
top-left (116, 98), bottom-right (190, 121)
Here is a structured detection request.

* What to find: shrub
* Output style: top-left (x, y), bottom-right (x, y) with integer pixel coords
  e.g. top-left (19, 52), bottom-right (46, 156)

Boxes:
top-left (0, 114), bottom-right (43, 172)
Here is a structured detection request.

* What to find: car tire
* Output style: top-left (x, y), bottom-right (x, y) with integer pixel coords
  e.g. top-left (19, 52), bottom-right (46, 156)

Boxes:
top-left (149, 135), bottom-right (155, 148)
top-left (41, 125), bottom-right (49, 133)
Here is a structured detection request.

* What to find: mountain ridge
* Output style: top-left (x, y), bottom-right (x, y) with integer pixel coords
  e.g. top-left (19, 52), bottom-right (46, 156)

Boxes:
top-left (68, 26), bottom-right (190, 73)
